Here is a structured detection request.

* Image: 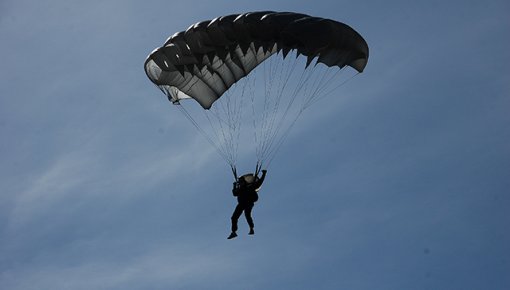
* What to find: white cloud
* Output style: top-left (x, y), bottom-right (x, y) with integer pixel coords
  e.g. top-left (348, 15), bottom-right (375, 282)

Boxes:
top-left (6, 128), bottom-right (216, 230)
top-left (1, 244), bottom-right (234, 290)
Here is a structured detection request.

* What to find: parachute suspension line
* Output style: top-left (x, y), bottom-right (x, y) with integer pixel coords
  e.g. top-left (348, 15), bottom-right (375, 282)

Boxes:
top-left (258, 60), bottom-right (314, 164)
top-left (263, 54), bottom-right (298, 149)
top-left (233, 80), bottom-right (249, 164)
top-left (259, 55), bottom-right (299, 156)
top-left (309, 72), bottom-right (360, 107)
top-left (204, 110), bottom-right (234, 165)
top-left (300, 65), bottom-right (343, 111)
top-left (299, 64), bottom-right (337, 110)
top-left (176, 57), bottom-right (360, 173)
top-left (254, 71), bottom-right (271, 166)
top-left (255, 54), bottom-right (299, 166)
top-left (177, 104), bottom-right (233, 167)
top-left (216, 88), bottom-right (239, 165)
top-left (299, 69), bottom-right (359, 112)
top-left (203, 89), bottom-right (238, 167)
top-left (314, 67), bottom-right (346, 96)
top-left (257, 55), bottom-right (277, 162)
top-left (253, 54), bottom-right (271, 163)
top-left (263, 69), bottom-right (316, 166)
top-left (264, 106), bottom-right (305, 169)
top-left (206, 76), bottom-right (251, 168)
top-left (250, 73), bottom-right (260, 161)
top-left (263, 62), bottom-right (352, 168)
top-left (248, 44), bottom-right (266, 164)
top-left (229, 73), bottom-right (249, 163)
top-left (263, 62), bottom-right (327, 168)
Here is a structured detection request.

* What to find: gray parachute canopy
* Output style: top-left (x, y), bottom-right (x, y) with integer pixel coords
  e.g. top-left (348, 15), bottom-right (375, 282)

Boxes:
top-left (144, 11), bottom-right (369, 109)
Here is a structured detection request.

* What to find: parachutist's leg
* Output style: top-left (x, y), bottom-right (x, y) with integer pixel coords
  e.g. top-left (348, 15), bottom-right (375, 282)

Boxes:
top-left (244, 203), bottom-right (255, 232)
top-left (231, 204), bottom-right (243, 233)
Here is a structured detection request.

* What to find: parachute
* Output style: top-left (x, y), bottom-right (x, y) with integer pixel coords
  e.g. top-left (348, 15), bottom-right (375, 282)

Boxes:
top-left (144, 11), bottom-right (369, 177)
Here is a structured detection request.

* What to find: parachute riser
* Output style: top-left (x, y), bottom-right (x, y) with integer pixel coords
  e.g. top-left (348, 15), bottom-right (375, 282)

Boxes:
top-left (254, 161), bottom-right (261, 177)
top-left (231, 165), bottom-right (238, 181)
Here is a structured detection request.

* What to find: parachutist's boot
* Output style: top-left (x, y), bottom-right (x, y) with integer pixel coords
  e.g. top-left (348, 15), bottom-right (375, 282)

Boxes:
top-left (227, 232), bottom-right (237, 239)
top-left (249, 228), bottom-right (255, 235)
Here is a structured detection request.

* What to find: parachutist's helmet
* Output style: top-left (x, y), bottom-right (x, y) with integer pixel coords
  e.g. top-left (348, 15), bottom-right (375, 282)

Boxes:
top-left (242, 174), bottom-right (255, 184)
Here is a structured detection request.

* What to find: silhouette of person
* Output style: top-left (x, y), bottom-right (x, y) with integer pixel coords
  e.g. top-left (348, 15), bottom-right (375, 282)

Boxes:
top-left (228, 169), bottom-right (267, 239)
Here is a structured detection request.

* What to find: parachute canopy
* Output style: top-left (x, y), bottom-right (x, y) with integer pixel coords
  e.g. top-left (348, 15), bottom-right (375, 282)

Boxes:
top-left (144, 11), bottom-right (369, 109)
top-left (144, 12), bottom-right (369, 175)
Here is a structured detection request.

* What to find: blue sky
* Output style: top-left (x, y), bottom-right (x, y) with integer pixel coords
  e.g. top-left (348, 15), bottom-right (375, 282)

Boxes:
top-left (1, 0), bottom-right (509, 289)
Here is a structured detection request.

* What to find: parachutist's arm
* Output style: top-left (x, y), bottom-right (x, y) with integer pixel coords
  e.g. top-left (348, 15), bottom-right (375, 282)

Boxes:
top-left (255, 170), bottom-right (267, 188)
top-left (261, 169), bottom-right (267, 181)
top-left (232, 182), bottom-right (240, 196)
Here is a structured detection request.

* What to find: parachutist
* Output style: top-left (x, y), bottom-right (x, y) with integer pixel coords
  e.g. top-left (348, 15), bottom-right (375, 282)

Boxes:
top-left (228, 169), bottom-right (267, 239)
